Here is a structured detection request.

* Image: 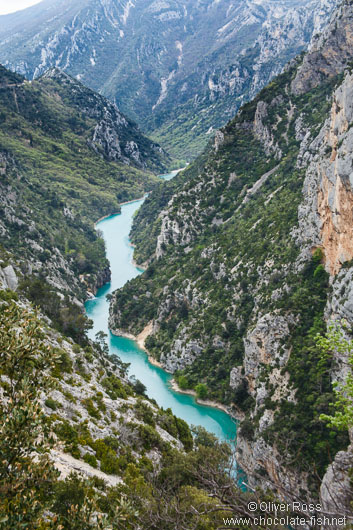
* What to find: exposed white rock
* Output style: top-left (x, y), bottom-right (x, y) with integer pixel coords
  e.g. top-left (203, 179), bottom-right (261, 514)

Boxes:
top-left (242, 312), bottom-right (295, 394)
top-left (0, 265), bottom-right (18, 291)
top-left (320, 446), bottom-right (353, 528)
top-left (253, 101), bottom-right (282, 159)
top-left (52, 449), bottom-right (123, 487)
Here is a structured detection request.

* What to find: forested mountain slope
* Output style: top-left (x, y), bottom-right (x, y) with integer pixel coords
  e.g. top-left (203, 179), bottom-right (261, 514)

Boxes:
top-left (109, 0), bottom-right (353, 503)
top-left (0, 0), bottom-right (336, 160)
top-left (0, 64), bottom-right (168, 312)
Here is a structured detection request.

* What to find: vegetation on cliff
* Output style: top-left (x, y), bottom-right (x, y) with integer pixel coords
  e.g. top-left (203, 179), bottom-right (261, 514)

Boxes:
top-left (0, 293), bottom-right (245, 530)
top-left (109, 4), bottom-right (353, 492)
top-left (0, 0), bottom-right (336, 160)
top-left (0, 63), bottom-right (169, 328)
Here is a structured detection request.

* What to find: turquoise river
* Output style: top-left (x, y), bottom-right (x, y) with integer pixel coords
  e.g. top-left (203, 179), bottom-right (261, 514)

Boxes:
top-left (85, 171), bottom-right (237, 443)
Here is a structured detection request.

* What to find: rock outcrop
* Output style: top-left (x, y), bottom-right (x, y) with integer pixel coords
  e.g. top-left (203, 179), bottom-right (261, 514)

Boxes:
top-left (292, 1), bottom-right (353, 95)
top-left (294, 65), bottom-right (353, 276)
top-left (0, 264), bottom-right (18, 291)
top-left (41, 68), bottom-right (169, 172)
top-left (320, 434), bottom-right (353, 529)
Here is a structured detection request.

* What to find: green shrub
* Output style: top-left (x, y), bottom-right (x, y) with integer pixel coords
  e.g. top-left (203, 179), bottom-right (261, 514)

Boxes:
top-left (176, 375), bottom-right (190, 390)
top-left (93, 393), bottom-right (107, 413)
top-left (175, 417), bottom-right (193, 451)
top-left (45, 397), bottom-right (61, 411)
top-left (0, 289), bottom-right (18, 302)
top-left (101, 375), bottom-right (128, 399)
top-left (82, 398), bottom-right (100, 419)
top-left (158, 411), bottom-right (178, 438)
top-left (139, 424), bottom-right (162, 450)
top-left (313, 264), bottom-right (326, 279)
top-left (100, 452), bottom-right (120, 475)
top-left (91, 438), bottom-right (121, 475)
top-left (83, 453), bottom-right (98, 468)
top-left (312, 247), bottom-right (324, 263)
top-left (135, 401), bottom-right (155, 426)
top-left (52, 474), bottom-right (89, 517)
top-left (58, 350), bottom-right (73, 373)
top-left (195, 383), bottom-right (208, 400)
top-left (54, 420), bottom-right (78, 444)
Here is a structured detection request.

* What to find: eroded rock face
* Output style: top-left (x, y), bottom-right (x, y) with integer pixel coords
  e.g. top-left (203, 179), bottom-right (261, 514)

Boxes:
top-left (232, 312), bottom-right (298, 492)
top-left (1, 265), bottom-right (18, 291)
top-left (242, 312), bottom-right (295, 395)
top-left (327, 267), bottom-right (353, 327)
top-left (294, 70), bottom-right (353, 276)
top-left (292, 2), bottom-right (353, 95)
top-left (230, 366), bottom-right (243, 392)
top-left (253, 101), bottom-right (282, 159)
top-left (160, 335), bottom-right (203, 373)
top-left (0, 0), bottom-right (336, 158)
top-left (236, 432), bottom-right (309, 496)
top-left (320, 446), bottom-right (353, 528)
top-left (83, 265), bottom-right (111, 297)
top-left (42, 68), bottom-right (167, 171)
top-left (319, 74), bottom-right (353, 275)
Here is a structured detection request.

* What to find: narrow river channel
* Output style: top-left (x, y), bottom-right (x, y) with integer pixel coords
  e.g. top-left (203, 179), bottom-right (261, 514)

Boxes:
top-left (85, 171), bottom-right (237, 443)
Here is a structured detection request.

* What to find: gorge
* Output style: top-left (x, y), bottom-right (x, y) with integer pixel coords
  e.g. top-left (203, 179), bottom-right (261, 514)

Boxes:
top-left (85, 189), bottom-right (237, 443)
top-left (1, 0), bottom-right (353, 527)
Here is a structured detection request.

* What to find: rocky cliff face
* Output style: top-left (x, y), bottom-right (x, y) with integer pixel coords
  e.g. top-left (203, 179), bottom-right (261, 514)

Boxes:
top-left (41, 68), bottom-right (169, 172)
top-left (292, 0), bottom-right (353, 95)
top-left (320, 431), bottom-right (353, 529)
top-left (109, 0), bottom-right (353, 508)
top-left (0, 0), bottom-right (337, 159)
top-left (295, 68), bottom-right (353, 276)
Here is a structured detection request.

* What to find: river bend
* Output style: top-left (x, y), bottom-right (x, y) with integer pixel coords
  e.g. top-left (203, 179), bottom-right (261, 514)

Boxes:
top-left (85, 173), bottom-right (237, 443)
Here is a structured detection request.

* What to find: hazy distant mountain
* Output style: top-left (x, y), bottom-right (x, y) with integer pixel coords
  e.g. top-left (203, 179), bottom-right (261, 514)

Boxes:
top-left (0, 0), bottom-right (337, 159)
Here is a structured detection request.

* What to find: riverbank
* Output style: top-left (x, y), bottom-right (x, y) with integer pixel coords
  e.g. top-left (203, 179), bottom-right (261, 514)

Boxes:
top-left (110, 323), bottom-right (239, 416)
top-left (110, 322), bottom-right (165, 370)
top-left (95, 212), bottom-right (121, 226)
top-left (89, 171), bottom-right (238, 440)
top-left (119, 196), bottom-right (146, 207)
top-left (131, 259), bottom-right (146, 271)
top-left (130, 243), bottom-right (148, 271)
top-left (169, 378), bottom-right (232, 414)
top-left (94, 196), bottom-right (145, 226)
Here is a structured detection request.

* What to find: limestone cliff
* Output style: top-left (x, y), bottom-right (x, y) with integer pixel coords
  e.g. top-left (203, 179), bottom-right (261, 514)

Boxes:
top-left (41, 68), bottom-right (169, 172)
top-left (292, 0), bottom-right (353, 95)
top-left (296, 69), bottom-right (353, 276)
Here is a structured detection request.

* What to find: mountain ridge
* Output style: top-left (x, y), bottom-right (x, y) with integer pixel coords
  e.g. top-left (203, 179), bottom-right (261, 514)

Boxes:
top-left (0, 62), bottom-right (167, 314)
top-left (0, 0), bottom-right (338, 159)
